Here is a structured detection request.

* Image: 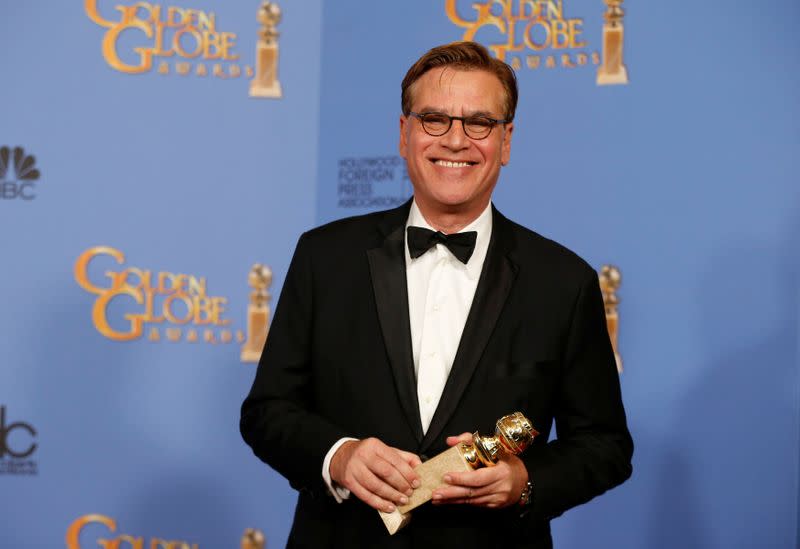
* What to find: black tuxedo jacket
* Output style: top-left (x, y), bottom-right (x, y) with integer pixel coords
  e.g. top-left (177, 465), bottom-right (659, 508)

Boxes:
top-left (241, 202), bottom-right (632, 549)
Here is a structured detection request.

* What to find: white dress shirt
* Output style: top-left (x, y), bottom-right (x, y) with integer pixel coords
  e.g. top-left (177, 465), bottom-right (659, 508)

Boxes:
top-left (322, 200), bottom-right (493, 501)
top-left (405, 201), bottom-right (492, 432)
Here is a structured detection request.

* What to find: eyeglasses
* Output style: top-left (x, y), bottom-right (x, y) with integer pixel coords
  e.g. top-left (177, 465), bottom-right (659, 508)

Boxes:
top-left (408, 111), bottom-right (508, 140)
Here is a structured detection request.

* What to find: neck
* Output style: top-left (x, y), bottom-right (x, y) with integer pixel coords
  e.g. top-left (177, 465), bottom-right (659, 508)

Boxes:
top-left (415, 200), bottom-right (489, 234)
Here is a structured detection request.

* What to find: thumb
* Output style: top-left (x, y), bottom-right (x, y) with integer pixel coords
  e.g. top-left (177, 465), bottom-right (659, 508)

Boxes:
top-left (446, 432), bottom-right (474, 447)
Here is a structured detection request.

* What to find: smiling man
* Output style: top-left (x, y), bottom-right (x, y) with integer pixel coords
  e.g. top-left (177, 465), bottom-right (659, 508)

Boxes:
top-left (399, 66), bottom-right (512, 233)
top-left (241, 42), bottom-right (633, 549)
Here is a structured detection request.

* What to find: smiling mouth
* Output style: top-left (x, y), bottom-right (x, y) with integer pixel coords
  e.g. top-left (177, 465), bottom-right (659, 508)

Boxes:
top-left (432, 160), bottom-right (476, 168)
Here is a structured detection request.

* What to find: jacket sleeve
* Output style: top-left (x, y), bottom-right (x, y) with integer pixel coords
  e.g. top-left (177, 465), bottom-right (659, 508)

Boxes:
top-left (240, 232), bottom-right (349, 494)
top-left (523, 265), bottom-right (633, 522)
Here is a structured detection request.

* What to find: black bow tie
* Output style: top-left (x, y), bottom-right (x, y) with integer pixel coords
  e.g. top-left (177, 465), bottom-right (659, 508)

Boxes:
top-left (407, 226), bottom-right (477, 264)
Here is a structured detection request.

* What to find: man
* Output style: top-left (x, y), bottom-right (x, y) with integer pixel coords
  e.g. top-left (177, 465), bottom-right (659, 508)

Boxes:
top-left (241, 42), bottom-right (632, 548)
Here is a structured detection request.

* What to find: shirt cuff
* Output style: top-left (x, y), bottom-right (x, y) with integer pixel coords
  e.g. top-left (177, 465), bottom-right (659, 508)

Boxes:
top-left (322, 437), bottom-right (358, 503)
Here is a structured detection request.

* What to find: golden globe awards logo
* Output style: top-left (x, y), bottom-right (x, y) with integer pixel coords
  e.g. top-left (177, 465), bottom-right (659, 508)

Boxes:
top-left (445, 0), bottom-right (629, 84)
top-left (66, 514), bottom-right (198, 549)
top-left (84, 1), bottom-right (284, 97)
top-left (85, 0), bottom-right (247, 78)
top-left (74, 246), bottom-right (244, 345)
top-left (66, 515), bottom-right (266, 549)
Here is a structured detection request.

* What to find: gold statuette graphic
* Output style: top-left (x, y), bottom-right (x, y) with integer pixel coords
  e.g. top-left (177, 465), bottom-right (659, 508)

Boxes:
top-left (597, 0), bottom-right (629, 85)
top-left (379, 412), bottom-right (539, 535)
top-left (241, 264), bottom-right (273, 363)
top-left (250, 1), bottom-right (283, 98)
top-left (241, 528), bottom-right (266, 549)
top-left (599, 265), bottom-right (623, 372)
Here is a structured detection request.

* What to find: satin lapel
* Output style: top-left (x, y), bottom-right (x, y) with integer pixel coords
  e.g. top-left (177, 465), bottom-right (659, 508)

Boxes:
top-left (367, 205), bottom-right (424, 443)
top-left (420, 209), bottom-right (519, 451)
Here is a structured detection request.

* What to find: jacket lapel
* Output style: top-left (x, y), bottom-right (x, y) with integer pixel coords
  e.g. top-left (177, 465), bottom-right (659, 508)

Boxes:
top-left (367, 202), bottom-right (424, 443)
top-left (420, 208), bottom-right (519, 452)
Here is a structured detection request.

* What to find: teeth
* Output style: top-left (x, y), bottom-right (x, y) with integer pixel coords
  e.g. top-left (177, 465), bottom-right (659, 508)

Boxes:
top-left (435, 160), bottom-right (471, 168)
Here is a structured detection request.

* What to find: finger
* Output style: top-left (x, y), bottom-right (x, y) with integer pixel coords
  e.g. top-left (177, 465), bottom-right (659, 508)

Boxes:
top-left (433, 497), bottom-right (476, 505)
top-left (431, 486), bottom-right (464, 503)
top-left (434, 495), bottom-right (494, 506)
top-left (348, 478), bottom-right (399, 513)
top-left (445, 432), bottom-right (473, 447)
top-left (370, 450), bottom-right (418, 495)
top-left (397, 448), bottom-right (423, 468)
top-left (461, 494), bottom-right (502, 508)
top-left (432, 485), bottom-right (468, 501)
top-left (350, 440), bottom-right (414, 496)
top-left (378, 447), bottom-right (421, 490)
top-left (433, 477), bottom-right (510, 506)
top-left (356, 463), bottom-right (411, 506)
top-left (443, 467), bottom-right (500, 488)
top-left (432, 482), bottom-right (492, 502)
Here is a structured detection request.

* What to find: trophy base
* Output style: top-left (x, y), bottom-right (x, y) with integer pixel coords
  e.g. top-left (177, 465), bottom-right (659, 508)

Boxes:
top-left (379, 445), bottom-right (472, 534)
top-left (378, 508), bottom-right (411, 535)
top-left (249, 81), bottom-right (283, 99)
top-left (596, 66), bottom-right (629, 86)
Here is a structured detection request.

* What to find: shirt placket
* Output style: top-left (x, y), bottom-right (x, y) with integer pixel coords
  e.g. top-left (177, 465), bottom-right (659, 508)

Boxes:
top-left (416, 244), bottom-right (450, 434)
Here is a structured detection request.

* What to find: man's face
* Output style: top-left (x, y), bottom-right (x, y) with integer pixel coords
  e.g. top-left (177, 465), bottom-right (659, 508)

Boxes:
top-left (399, 67), bottom-right (513, 220)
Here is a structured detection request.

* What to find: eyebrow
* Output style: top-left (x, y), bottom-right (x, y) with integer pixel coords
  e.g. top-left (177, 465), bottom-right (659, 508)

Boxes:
top-left (415, 106), bottom-right (499, 118)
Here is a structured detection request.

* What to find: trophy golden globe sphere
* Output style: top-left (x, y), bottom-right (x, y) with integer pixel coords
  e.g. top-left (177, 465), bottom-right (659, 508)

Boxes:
top-left (241, 528), bottom-right (265, 549)
top-left (258, 1), bottom-right (282, 26)
top-left (249, 263), bottom-right (272, 289)
top-left (461, 412), bottom-right (539, 468)
top-left (600, 264), bottom-right (621, 289)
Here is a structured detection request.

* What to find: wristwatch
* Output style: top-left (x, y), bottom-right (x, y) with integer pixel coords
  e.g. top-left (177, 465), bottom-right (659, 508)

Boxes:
top-left (518, 480), bottom-right (533, 507)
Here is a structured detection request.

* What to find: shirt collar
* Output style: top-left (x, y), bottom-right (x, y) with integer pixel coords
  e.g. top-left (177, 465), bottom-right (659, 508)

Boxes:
top-left (405, 199), bottom-right (493, 278)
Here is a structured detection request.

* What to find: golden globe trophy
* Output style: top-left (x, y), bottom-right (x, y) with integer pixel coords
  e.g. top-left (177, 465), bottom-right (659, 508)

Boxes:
top-left (599, 265), bottom-right (622, 372)
top-left (241, 528), bottom-right (265, 549)
top-left (596, 0), bottom-right (629, 85)
top-left (241, 264), bottom-right (272, 363)
top-left (249, 1), bottom-right (283, 98)
top-left (379, 412), bottom-right (538, 534)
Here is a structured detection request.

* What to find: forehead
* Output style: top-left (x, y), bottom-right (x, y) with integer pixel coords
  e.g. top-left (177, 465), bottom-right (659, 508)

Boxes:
top-left (409, 67), bottom-right (506, 115)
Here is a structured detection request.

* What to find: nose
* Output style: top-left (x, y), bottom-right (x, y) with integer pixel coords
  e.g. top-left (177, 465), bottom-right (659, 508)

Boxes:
top-left (439, 119), bottom-right (470, 150)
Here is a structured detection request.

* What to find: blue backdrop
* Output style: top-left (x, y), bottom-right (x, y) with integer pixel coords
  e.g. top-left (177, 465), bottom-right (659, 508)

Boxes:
top-left (1, 1), bottom-right (798, 547)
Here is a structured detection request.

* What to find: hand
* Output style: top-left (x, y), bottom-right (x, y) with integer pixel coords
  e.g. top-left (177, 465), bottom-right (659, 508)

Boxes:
top-left (329, 438), bottom-right (422, 513)
top-left (431, 432), bottom-right (528, 509)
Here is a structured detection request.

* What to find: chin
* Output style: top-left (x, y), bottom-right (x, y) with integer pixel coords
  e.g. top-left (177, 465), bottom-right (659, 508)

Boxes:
top-left (429, 186), bottom-right (474, 204)
top-left (431, 197), bottom-right (475, 213)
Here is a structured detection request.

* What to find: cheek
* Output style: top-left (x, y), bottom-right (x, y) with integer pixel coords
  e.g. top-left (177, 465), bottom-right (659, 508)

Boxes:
top-left (476, 144), bottom-right (497, 164)
top-left (407, 141), bottom-right (433, 164)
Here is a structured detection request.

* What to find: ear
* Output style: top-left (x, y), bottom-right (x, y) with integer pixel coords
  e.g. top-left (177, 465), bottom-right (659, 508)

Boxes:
top-left (399, 114), bottom-right (409, 159)
top-left (501, 122), bottom-right (514, 166)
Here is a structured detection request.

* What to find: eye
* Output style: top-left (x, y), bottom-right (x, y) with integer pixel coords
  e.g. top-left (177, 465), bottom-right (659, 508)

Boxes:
top-left (464, 117), bottom-right (494, 131)
top-left (422, 113), bottom-right (450, 128)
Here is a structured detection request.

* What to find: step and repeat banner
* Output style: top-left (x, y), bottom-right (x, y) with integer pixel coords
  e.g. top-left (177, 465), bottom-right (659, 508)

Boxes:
top-left (1, 1), bottom-right (322, 547)
top-left (314, 1), bottom-right (799, 548)
top-left (2, 1), bottom-right (799, 548)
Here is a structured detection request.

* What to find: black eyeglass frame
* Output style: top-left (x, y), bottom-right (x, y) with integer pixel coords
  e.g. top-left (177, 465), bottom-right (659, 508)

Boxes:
top-left (407, 111), bottom-right (509, 140)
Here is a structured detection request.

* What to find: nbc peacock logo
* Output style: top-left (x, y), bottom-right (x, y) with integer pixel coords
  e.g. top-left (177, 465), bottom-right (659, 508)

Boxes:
top-left (0, 146), bottom-right (41, 200)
